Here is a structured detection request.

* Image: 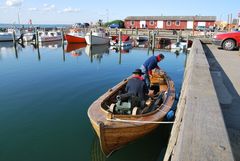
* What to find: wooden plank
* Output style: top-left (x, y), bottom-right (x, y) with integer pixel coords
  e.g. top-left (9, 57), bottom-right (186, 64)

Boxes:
top-left (164, 39), bottom-right (234, 161)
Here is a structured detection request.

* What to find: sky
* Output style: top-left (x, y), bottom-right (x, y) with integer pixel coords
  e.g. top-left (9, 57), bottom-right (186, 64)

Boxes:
top-left (0, 0), bottom-right (239, 24)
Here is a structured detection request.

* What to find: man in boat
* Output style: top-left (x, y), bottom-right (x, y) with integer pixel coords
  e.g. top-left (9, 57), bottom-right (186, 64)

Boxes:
top-left (140, 54), bottom-right (165, 89)
top-left (125, 69), bottom-right (149, 103)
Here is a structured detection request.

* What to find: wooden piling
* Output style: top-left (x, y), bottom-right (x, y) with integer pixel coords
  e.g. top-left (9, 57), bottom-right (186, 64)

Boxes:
top-left (61, 29), bottom-right (64, 45)
top-left (118, 29), bottom-right (122, 48)
top-left (12, 30), bottom-right (16, 45)
top-left (90, 30), bottom-right (92, 45)
top-left (186, 35), bottom-right (189, 49)
top-left (177, 31), bottom-right (180, 43)
top-left (152, 32), bottom-right (156, 50)
top-left (136, 28), bottom-right (138, 36)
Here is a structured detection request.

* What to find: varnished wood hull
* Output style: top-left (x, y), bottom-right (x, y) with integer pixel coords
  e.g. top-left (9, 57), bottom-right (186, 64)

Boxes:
top-left (88, 73), bottom-right (175, 156)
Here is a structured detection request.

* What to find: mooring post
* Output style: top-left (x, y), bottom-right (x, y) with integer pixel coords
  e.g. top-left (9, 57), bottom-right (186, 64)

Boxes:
top-left (177, 31), bottom-right (180, 43)
top-left (12, 30), bottom-right (16, 45)
top-left (61, 28), bottom-right (64, 46)
top-left (186, 35), bottom-right (189, 49)
top-left (119, 29), bottom-right (122, 49)
top-left (90, 30), bottom-right (92, 45)
top-left (131, 28), bottom-right (133, 35)
top-left (136, 28), bottom-right (138, 36)
top-left (36, 30), bottom-right (39, 47)
top-left (115, 28), bottom-right (117, 35)
top-left (152, 32), bottom-right (156, 50)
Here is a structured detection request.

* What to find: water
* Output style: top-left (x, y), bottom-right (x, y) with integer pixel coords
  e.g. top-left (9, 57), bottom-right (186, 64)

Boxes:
top-left (0, 41), bottom-right (186, 161)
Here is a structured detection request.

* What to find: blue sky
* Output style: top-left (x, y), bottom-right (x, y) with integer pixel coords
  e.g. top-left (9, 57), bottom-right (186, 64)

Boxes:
top-left (0, 0), bottom-right (239, 24)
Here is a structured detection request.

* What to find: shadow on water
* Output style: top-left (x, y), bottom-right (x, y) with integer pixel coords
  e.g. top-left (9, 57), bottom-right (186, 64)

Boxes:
top-left (203, 44), bottom-right (240, 161)
top-left (91, 124), bottom-right (172, 161)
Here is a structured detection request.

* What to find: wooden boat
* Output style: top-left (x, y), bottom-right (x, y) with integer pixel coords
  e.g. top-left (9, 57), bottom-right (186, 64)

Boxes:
top-left (88, 70), bottom-right (175, 156)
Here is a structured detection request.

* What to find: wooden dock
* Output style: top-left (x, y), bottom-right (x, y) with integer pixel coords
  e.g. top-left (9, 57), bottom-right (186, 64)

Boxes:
top-left (164, 39), bottom-right (235, 161)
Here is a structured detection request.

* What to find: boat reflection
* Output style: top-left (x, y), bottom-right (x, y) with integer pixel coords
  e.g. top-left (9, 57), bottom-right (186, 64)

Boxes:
top-left (85, 45), bottom-right (109, 63)
top-left (110, 45), bottom-right (133, 54)
top-left (0, 42), bottom-right (23, 59)
top-left (65, 43), bottom-right (87, 57)
top-left (38, 41), bottom-right (62, 49)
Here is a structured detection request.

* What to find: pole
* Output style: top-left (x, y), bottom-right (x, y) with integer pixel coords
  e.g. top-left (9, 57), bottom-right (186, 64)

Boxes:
top-left (118, 29), bottom-right (122, 47)
top-left (90, 30), bottom-right (92, 45)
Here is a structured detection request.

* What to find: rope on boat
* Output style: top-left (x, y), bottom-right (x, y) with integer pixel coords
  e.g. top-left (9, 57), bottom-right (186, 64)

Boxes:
top-left (106, 118), bottom-right (175, 124)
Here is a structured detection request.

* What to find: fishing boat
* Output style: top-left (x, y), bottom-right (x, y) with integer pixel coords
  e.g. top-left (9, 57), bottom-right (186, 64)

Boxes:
top-left (88, 70), bottom-right (175, 156)
top-left (85, 29), bottom-right (110, 45)
top-left (0, 29), bottom-right (21, 42)
top-left (38, 30), bottom-right (62, 42)
top-left (65, 28), bottom-right (86, 43)
top-left (110, 35), bottom-right (132, 46)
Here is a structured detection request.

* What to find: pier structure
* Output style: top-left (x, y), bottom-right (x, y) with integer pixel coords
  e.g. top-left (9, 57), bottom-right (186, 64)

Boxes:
top-left (164, 39), bottom-right (239, 161)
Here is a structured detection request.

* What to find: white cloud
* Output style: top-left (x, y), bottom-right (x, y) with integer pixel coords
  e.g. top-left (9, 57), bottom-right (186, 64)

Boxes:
top-left (5, 0), bottom-right (22, 7)
top-left (28, 7), bottom-right (38, 11)
top-left (57, 7), bottom-right (81, 13)
top-left (42, 4), bottom-right (55, 11)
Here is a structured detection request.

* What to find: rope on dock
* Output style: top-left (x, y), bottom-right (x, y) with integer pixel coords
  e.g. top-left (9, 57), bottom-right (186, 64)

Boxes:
top-left (106, 118), bottom-right (175, 124)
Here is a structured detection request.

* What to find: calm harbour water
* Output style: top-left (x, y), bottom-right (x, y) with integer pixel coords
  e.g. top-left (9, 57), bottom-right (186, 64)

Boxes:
top-left (0, 41), bottom-right (186, 161)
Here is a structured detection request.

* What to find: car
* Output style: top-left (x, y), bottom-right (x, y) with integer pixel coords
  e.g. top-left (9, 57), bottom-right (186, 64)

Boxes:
top-left (196, 26), bottom-right (208, 31)
top-left (212, 31), bottom-right (240, 50)
top-left (109, 24), bottom-right (119, 28)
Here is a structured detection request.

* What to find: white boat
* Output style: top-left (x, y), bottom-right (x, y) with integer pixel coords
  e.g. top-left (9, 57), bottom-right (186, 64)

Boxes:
top-left (38, 31), bottom-right (62, 42)
top-left (23, 32), bottom-right (35, 42)
top-left (0, 29), bottom-right (21, 42)
top-left (85, 30), bottom-right (110, 45)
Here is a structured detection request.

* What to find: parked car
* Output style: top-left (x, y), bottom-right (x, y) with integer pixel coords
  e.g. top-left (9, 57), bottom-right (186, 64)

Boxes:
top-left (196, 26), bottom-right (208, 31)
top-left (109, 24), bottom-right (120, 28)
top-left (212, 31), bottom-right (240, 50)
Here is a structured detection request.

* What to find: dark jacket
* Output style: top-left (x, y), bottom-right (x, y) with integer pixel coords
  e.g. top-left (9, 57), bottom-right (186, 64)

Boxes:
top-left (125, 76), bottom-right (148, 100)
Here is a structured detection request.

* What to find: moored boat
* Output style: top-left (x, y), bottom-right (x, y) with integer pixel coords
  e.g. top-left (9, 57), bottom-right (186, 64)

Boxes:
top-left (110, 35), bottom-right (132, 46)
top-left (38, 30), bottom-right (62, 42)
top-left (88, 70), bottom-right (175, 156)
top-left (65, 28), bottom-right (86, 43)
top-left (0, 29), bottom-right (21, 42)
top-left (85, 29), bottom-right (110, 45)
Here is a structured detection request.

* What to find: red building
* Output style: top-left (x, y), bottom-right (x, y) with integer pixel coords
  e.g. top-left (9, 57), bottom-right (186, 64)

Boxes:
top-left (124, 16), bottom-right (216, 30)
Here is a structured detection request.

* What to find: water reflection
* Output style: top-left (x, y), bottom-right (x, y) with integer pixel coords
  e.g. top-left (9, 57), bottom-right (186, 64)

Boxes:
top-left (65, 43), bottom-right (86, 57)
top-left (0, 42), bottom-right (23, 59)
top-left (85, 45), bottom-right (109, 63)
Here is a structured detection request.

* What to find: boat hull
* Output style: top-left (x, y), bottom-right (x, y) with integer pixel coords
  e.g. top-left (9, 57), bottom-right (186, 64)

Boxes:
top-left (85, 35), bottom-right (110, 45)
top-left (88, 73), bottom-right (175, 156)
top-left (0, 33), bottom-right (20, 42)
top-left (65, 34), bottom-right (86, 43)
top-left (38, 36), bottom-right (62, 42)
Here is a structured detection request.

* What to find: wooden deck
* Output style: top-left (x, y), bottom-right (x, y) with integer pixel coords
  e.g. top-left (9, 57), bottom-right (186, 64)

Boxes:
top-left (164, 39), bottom-right (234, 161)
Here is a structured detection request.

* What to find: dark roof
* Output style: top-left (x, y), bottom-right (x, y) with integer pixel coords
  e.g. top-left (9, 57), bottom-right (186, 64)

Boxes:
top-left (125, 16), bottom-right (216, 21)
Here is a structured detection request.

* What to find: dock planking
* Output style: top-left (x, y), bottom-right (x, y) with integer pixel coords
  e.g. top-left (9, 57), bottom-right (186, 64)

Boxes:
top-left (164, 39), bottom-right (234, 161)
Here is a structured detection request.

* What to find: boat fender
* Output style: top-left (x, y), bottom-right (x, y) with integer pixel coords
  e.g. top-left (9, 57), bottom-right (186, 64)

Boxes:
top-left (166, 110), bottom-right (175, 121)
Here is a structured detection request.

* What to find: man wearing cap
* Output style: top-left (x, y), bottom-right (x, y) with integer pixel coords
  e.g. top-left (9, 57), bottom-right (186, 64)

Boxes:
top-left (125, 69), bottom-right (149, 101)
top-left (140, 54), bottom-right (165, 88)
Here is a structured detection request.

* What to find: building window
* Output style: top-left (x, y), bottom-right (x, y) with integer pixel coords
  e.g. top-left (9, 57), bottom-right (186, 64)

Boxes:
top-left (175, 20), bottom-right (180, 26)
top-left (131, 21), bottom-right (135, 25)
top-left (150, 21), bottom-right (154, 26)
top-left (166, 21), bottom-right (171, 26)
